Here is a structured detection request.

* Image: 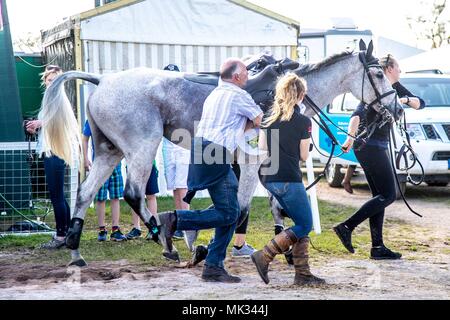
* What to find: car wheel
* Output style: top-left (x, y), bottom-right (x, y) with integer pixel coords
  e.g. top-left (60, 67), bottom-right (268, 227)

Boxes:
top-left (325, 163), bottom-right (345, 187)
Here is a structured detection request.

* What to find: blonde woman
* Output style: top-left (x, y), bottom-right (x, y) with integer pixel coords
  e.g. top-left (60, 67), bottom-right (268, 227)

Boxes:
top-left (252, 73), bottom-right (325, 286)
top-left (26, 65), bottom-right (71, 249)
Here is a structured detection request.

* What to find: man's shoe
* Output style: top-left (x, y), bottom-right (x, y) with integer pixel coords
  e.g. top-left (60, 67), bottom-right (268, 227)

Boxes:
top-left (231, 243), bottom-right (256, 258)
top-left (173, 230), bottom-right (184, 240)
top-left (184, 230), bottom-right (199, 252)
top-left (370, 245), bottom-right (402, 260)
top-left (39, 236), bottom-right (66, 250)
top-left (333, 223), bottom-right (355, 253)
top-left (125, 228), bottom-right (142, 240)
top-left (201, 265), bottom-right (241, 283)
top-left (110, 229), bottom-right (127, 242)
top-left (98, 230), bottom-right (108, 242)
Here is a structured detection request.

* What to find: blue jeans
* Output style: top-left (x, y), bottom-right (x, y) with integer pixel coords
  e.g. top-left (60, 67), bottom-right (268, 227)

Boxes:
top-left (265, 182), bottom-right (312, 238)
top-left (44, 155), bottom-right (71, 237)
top-left (176, 169), bottom-right (240, 268)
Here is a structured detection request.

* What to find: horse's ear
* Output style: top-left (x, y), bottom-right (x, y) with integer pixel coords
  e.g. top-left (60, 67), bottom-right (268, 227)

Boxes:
top-left (366, 40), bottom-right (374, 58)
top-left (359, 39), bottom-right (367, 51)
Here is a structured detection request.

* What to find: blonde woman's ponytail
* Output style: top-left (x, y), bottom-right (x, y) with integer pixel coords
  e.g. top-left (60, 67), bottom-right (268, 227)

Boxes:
top-left (263, 73), bottom-right (307, 127)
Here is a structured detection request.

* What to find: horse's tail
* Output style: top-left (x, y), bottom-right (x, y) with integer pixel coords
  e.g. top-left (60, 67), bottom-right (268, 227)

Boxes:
top-left (39, 71), bottom-right (101, 166)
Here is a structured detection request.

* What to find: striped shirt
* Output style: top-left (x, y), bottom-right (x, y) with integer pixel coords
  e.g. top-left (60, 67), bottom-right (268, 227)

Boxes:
top-left (196, 80), bottom-right (263, 153)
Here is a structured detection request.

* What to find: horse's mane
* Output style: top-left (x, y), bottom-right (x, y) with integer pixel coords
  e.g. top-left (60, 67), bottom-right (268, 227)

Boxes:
top-left (297, 51), bottom-right (354, 76)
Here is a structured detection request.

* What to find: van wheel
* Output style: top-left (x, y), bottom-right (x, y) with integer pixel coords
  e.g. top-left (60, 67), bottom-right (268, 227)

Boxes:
top-left (395, 181), bottom-right (406, 200)
top-left (325, 164), bottom-right (344, 187)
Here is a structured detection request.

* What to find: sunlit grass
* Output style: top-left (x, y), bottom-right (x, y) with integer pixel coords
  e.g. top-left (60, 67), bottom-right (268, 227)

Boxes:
top-left (0, 196), bottom-right (432, 266)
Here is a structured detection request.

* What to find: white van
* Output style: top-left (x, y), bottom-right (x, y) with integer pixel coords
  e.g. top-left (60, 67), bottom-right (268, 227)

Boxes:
top-left (314, 73), bottom-right (450, 193)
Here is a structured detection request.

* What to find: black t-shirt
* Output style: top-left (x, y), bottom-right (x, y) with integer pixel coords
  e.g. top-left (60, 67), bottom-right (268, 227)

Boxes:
top-left (259, 105), bottom-right (312, 183)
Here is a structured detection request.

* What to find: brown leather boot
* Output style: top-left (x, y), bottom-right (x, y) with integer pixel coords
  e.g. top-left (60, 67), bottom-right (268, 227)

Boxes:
top-left (293, 237), bottom-right (325, 286)
top-left (251, 229), bottom-right (297, 284)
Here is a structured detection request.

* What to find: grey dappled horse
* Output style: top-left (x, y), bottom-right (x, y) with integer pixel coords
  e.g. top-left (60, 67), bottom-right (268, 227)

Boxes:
top-left (39, 40), bottom-right (398, 266)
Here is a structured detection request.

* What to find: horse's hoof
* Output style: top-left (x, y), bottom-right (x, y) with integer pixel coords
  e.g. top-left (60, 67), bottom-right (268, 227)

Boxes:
top-left (190, 245), bottom-right (208, 266)
top-left (163, 251), bottom-right (180, 262)
top-left (68, 258), bottom-right (88, 267)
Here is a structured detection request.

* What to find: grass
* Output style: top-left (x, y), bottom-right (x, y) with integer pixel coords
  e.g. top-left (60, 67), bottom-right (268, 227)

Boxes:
top-left (0, 196), bottom-right (432, 266)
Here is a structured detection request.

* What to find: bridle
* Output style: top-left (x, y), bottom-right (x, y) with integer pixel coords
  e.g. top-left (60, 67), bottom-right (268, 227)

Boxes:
top-left (358, 51), bottom-right (400, 130)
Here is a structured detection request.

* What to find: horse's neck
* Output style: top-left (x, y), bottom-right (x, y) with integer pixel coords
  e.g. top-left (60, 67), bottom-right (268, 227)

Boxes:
top-left (302, 57), bottom-right (360, 115)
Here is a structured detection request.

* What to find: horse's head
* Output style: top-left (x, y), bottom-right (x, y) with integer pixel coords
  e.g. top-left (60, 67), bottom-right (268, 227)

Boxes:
top-left (351, 40), bottom-right (403, 123)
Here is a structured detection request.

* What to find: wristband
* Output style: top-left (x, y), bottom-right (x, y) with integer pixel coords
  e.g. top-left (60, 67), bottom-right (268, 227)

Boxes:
top-left (405, 96), bottom-right (410, 104)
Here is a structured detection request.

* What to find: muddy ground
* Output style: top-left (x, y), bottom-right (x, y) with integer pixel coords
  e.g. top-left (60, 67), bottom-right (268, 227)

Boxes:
top-left (0, 182), bottom-right (448, 300)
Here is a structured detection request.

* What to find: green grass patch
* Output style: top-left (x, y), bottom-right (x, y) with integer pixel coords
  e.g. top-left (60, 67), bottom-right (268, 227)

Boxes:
top-left (0, 196), bottom-right (408, 265)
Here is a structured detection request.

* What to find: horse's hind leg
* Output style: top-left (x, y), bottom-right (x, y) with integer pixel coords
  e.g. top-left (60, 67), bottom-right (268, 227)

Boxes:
top-left (66, 132), bottom-right (123, 266)
top-left (121, 134), bottom-right (179, 261)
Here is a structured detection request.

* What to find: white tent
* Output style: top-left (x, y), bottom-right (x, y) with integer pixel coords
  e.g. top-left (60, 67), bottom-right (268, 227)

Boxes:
top-left (400, 46), bottom-right (450, 74)
top-left (43, 0), bottom-right (301, 198)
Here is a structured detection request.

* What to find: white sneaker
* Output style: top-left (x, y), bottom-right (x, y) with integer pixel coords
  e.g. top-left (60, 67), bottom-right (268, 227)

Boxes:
top-left (231, 243), bottom-right (256, 258)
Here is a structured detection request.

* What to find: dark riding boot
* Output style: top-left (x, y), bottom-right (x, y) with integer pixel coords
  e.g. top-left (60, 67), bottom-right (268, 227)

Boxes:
top-left (251, 229), bottom-right (297, 284)
top-left (333, 223), bottom-right (355, 253)
top-left (293, 237), bottom-right (325, 286)
top-left (156, 211), bottom-right (180, 262)
top-left (370, 245), bottom-right (402, 260)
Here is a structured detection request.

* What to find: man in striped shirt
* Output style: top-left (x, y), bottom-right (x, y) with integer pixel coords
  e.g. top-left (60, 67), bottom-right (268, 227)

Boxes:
top-left (159, 58), bottom-right (263, 283)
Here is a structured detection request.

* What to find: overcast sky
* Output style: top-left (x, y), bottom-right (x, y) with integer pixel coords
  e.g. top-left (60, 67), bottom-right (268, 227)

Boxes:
top-left (6, 0), bottom-right (449, 50)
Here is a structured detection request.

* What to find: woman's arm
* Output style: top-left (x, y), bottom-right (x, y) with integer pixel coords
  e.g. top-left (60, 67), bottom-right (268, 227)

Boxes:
top-left (394, 82), bottom-right (425, 110)
top-left (299, 138), bottom-right (311, 161)
top-left (342, 115), bottom-right (360, 153)
top-left (399, 96), bottom-right (421, 110)
top-left (82, 135), bottom-right (92, 171)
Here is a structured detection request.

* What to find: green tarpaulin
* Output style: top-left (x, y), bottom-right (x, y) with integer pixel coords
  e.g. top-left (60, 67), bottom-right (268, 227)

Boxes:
top-left (0, 0), bottom-right (24, 142)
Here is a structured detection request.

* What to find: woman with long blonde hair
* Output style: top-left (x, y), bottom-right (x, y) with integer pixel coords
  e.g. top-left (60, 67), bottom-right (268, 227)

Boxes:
top-left (26, 65), bottom-right (75, 249)
top-left (252, 73), bottom-right (325, 286)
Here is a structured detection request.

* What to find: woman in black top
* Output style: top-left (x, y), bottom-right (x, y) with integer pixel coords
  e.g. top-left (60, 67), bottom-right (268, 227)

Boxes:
top-left (251, 73), bottom-right (325, 286)
top-left (334, 54), bottom-right (425, 259)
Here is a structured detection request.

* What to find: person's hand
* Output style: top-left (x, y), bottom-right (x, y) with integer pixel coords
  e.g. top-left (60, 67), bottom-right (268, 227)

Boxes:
top-left (84, 159), bottom-right (92, 171)
top-left (26, 120), bottom-right (42, 134)
top-left (341, 138), bottom-right (354, 153)
top-left (244, 119), bottom-right (255, 132)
